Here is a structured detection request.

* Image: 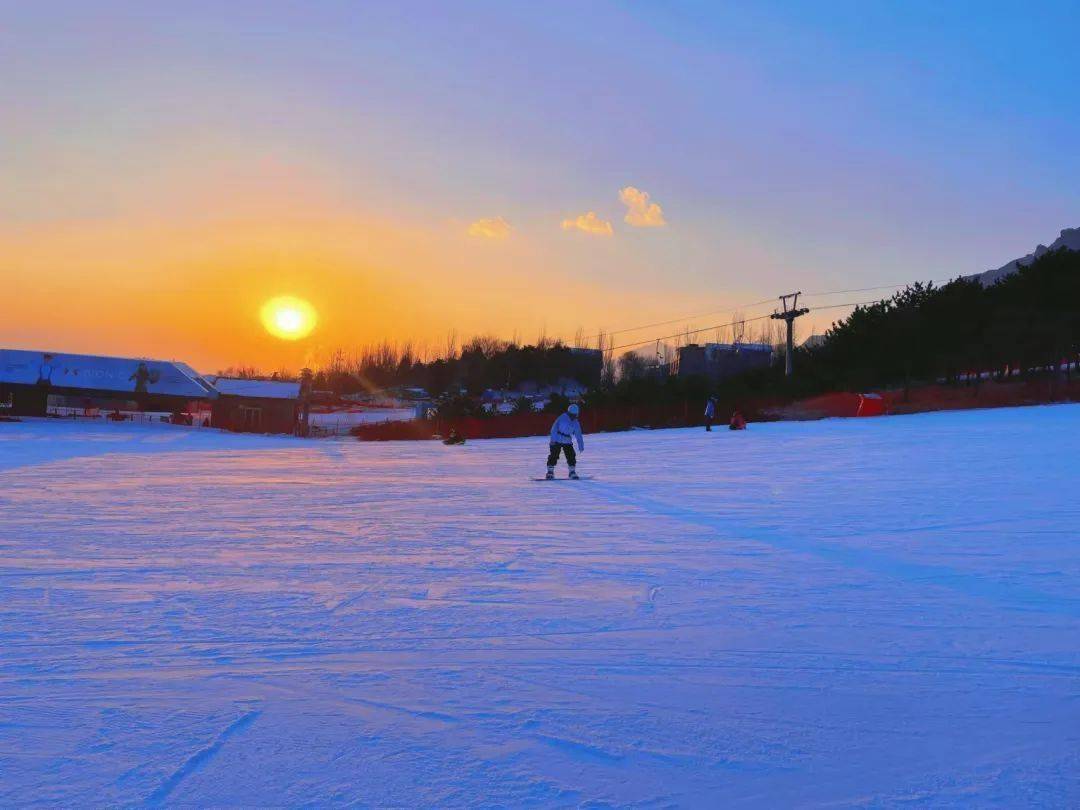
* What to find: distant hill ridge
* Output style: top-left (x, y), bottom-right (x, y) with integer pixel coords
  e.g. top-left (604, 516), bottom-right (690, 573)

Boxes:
top-left (974, 226), bottom-right (1080, 285)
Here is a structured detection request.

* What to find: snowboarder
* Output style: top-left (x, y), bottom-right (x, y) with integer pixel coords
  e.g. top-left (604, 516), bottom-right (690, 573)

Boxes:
top-left (546, 403), bottom-right (584, 479)
top-left (443, 427), bottom-right (466, 445)
top-left (730, 408), bottom-right (747, 431)
top-left (704, 396), bottom-right (717, 431)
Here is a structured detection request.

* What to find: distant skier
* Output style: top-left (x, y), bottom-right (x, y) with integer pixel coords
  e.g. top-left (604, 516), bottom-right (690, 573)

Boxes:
top-left (704, 396), bottom-right (717, 431)
top-left (546, 403), bottom-right (584, 480)
top-left (730, 408), bottom-right (747, 431)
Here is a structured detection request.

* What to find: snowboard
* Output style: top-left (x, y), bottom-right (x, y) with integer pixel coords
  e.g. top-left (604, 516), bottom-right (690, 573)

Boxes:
top-left (530, 474), bottom-right (595, 481)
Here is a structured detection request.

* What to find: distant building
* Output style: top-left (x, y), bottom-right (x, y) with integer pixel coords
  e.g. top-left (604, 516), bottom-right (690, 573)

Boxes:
top-left (209, 377), bottom-right (301, 434)
top-left (0, 348), bottom-right (215, 417)
top-left (515, 377), bottom-right (591, 399)
top-left (674, 343), bottom-right (773, 381)
top-left (643, 360), bottom-right (672, 380)
top-left (0, 348), bottom-right (310, 435)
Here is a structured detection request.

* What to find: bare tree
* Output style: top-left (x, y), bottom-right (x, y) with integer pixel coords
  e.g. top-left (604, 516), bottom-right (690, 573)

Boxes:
top-left (463, 334), bottom-right (506, 356)
top-left (216, 364), bottom-right (262, 379)
top-left (731, 310), bottom-right (747, 344)
top-left (444, 329), bottom-right (459, 361)
top-left (617, 350), bottom-right (648, 381)
top-left (595, 329), bottom-right (616, 387)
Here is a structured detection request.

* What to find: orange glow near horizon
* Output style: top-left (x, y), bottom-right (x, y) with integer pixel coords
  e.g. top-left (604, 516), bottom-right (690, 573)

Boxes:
top-left (0, 209), bottom-right (782, 375)
top-left (261, 296), bottom-right (317, 341)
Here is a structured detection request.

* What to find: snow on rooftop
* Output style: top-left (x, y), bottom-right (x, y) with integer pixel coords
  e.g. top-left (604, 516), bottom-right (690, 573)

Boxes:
top-left (0, 348), bottom-right (215, 398)
top-left (210, 377), bottom-right (300, 399)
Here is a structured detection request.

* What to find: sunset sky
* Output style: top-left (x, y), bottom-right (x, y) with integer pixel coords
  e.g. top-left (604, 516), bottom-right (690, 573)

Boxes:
top-left (4, 1), bottom-right (1079, 372)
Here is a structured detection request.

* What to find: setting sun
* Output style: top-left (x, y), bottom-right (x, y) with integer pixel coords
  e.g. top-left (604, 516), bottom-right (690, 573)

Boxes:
top-left (260, 296), bottom-right (317, 341)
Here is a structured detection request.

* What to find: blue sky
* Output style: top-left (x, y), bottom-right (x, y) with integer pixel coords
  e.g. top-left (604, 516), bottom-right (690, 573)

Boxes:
top-left (3, 1), bottom-right (1077, 368)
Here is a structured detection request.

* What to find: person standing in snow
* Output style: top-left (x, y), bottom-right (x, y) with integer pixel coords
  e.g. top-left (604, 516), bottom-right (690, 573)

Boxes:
top-left (704, 396), bottom-right (717, 431)
top-left (546, 403), bottom-right (584, 480)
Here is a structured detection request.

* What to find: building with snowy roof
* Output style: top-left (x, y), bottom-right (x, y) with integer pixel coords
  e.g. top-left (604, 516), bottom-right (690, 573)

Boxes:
top-left (207, 377), bottom-right (302, 434)
top-left (0, 348), bottom-right (216, 417)
top-left (0, 349), bottom-right (305, 435)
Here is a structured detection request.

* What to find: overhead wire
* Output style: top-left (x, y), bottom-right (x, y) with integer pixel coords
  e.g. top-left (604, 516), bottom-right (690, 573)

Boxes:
top-left (582, 296), bottom-right (778, 344)
top-left (589, 278), bottom-right (958, 349)
top-left (802, 278), bottom-right (956, 298)
top-left (607, 312), bottom-right (775, 353)
top-left (605, 297), bottom-right (889, 354)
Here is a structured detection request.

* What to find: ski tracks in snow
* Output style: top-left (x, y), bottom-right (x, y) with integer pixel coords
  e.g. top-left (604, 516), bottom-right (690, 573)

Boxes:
top-left (143, 708), bottom-right (261, 805)
top-left (576, 479), bottom-right (1080, 618)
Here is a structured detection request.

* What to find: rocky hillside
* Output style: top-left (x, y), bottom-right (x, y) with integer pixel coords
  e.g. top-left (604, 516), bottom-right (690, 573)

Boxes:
top-left (974, 227), bottom-right (1080, 285)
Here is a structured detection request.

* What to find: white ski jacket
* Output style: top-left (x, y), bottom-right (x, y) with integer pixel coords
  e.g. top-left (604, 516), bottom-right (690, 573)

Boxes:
top-left (549, 413), bottom-right (584, 451)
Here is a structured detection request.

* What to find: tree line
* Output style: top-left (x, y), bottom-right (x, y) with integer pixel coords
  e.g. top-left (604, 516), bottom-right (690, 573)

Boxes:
top-left (224, 247), bottom-right (1080, 412)
top-left (798, 246), bottom-right (1080, 395)
top-left (304, 336), bottom-right (607, 398)
top-left (575, 246), bottom-right (1080, 415)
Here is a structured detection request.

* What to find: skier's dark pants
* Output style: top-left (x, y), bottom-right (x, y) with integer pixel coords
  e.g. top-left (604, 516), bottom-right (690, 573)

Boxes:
top-left (704, 417), bottom-right (713, 432)
top-left (547, 442), bottom-right (576, 468)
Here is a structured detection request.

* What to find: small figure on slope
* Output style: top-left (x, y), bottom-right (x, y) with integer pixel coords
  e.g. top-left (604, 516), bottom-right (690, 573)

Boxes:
top-left (704, 396), bottom-right (717, 432)
top-left (546, 403), bottom-right (584, 479)
top-left (730, 408), bottom-right (747, 431)
top-left (443, 427), bottom-right (466, 445)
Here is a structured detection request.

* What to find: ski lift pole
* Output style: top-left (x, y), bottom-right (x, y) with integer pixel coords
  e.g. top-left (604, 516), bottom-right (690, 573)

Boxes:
top-left (770, 292), bottom-right (810, 377)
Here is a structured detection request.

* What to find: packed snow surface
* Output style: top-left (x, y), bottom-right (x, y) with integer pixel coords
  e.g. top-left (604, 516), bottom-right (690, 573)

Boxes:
top-left (1, 407), bottom-right (1078, 806)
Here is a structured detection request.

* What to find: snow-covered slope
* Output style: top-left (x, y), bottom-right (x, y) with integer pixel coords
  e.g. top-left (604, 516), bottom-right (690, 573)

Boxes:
top-left (1, 410), bottom-right (1078, 805)
top-left (974, 226), bottom-right (1080, 285)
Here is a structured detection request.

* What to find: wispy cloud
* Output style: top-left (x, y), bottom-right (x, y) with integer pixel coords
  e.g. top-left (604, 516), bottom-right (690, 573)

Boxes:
top-left (561, 211), bottom-right (614, 236)
top-left (467, 216), bottom-right (513, 240)
top-left (619, 186), bottom-right (666, 228)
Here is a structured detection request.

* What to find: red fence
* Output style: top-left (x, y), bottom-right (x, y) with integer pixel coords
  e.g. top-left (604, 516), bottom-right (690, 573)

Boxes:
top-left (351, 376), bottom-right (1080, 441)
top-left (888, 377), bottom-right (1080, 415)
top-left (761, 377), bottom-right (1080, 421)
top-left (351, 402), bottom-right (730, 441)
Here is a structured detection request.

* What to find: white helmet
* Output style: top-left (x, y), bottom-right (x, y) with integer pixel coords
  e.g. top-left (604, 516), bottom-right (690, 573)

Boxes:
top-left (567, 403), bottom-right (580, 416)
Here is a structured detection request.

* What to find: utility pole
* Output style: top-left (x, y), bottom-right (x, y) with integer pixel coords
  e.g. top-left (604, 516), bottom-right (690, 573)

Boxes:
top-left (771, 292), bottom-right (809, 377)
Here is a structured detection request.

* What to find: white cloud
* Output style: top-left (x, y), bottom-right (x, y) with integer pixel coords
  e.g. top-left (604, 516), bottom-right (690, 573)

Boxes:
top-left (467, 216), bottom-right (513, 240)
top-left (619, 186), bottom-right (666, 228)
top-left (561, 211), bottom-right (614, 236)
